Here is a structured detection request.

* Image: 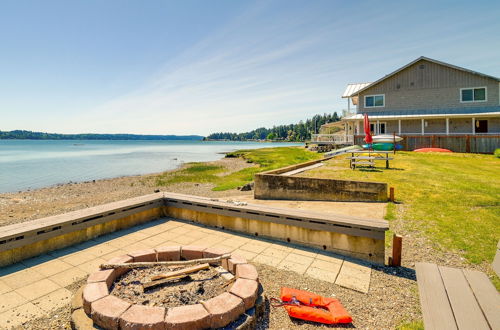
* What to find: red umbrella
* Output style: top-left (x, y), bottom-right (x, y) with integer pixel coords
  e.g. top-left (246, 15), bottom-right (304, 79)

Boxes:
top-left (363, 113), bottom-right (373, 143)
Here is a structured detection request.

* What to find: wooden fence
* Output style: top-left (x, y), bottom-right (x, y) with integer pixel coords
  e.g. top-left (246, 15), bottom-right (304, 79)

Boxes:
top-left (354, 135), bottom-right (500, 153)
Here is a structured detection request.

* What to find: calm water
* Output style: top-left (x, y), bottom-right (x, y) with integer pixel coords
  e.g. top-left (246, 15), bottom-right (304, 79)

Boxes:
top-left (0, 140), bottom-right (300, 193)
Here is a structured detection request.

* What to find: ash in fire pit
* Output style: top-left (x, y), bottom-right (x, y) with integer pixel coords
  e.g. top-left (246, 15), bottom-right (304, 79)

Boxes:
top-left (111, 265), bottom-right (230, 307)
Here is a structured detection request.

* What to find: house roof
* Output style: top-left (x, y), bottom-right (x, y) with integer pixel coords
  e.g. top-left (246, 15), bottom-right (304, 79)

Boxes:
top-left (342, 82), bottom-right (372, 98)
top-left (351, 56), bottom-right (500, 96)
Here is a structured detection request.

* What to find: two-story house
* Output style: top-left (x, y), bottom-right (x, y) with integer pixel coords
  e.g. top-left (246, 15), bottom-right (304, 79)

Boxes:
top-left (329, 57), bottom-right (500, 152)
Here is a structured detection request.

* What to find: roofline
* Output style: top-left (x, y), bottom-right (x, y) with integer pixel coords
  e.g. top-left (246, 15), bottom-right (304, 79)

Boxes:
top-left (341, 111), bottom-right (500, 121)
top-left (352, 56), bottom-right (500, 96)
top-left (341, 82), bottom-right (372, 98)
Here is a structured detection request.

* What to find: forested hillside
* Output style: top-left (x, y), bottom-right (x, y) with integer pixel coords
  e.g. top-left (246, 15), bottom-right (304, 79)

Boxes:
top-left (0, 130), bottom-right (204, 140)
top-left (206, 112), bottom-right (340, 141)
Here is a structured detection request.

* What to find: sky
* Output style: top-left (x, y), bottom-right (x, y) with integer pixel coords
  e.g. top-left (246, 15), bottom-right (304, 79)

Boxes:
top-left (1, 0), bottom-right (499, 136)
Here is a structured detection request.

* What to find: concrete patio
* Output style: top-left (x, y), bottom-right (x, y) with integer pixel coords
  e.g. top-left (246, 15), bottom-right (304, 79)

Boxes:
top-left (0, 217), bottom-right (372, 328)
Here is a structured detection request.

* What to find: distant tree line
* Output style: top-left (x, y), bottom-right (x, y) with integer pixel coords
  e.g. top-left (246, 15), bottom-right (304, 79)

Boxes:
top-left (206, 112), bottom-right (340, 142)
top-left (0, 130), bottom-right (204, 141)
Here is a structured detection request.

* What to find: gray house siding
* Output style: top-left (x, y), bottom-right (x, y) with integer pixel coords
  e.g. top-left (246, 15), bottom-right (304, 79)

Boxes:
top-left (373, 117), bottom-right (500, 135)
top-left (358, 59), bottom-right (500, 113)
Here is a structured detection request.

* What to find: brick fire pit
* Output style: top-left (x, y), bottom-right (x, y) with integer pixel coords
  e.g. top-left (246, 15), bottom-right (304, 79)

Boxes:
top-left (71, 246), bottom-right (262, 329)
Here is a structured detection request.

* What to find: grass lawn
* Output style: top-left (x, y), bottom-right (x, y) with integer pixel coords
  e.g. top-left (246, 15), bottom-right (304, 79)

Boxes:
top-left (155, 146), bottom-right (321, 191)
top-left (303, 151), bottom-right (500, 267)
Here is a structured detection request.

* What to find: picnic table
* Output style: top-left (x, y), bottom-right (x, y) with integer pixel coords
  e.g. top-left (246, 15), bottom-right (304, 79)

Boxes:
top-left (346, 150), bottom-right (394, 169)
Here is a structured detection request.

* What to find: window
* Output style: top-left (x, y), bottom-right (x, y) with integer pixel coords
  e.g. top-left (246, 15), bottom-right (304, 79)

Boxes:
top-left (475, 120), bottom-right (488, 133)
top-left (379, 122), bottom-right (386, 134)
top-left (365, 94), bottom-right (384, 108)
top-left (461, 87), bottom-right (486, 102)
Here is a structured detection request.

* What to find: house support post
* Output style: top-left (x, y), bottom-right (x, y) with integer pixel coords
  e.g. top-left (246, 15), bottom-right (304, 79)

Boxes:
top-left (356, 121), bottom-right (360, 136)
top-left (421, 119), bottom-right (425, 135)
top-left (472, 117), bottom-right (475, 135)
top-left (398, 120), bottom-right (401, 135)
top-left (376, 120), bottom-right (380, 135)
top-left (446, 118), bottom-right (449, 135)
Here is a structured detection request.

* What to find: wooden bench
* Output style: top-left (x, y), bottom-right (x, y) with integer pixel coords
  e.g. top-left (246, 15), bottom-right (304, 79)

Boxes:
top-left (416, 262), bottom-right (500, 330)
top-left (348, 150), bottom-right (394, 169)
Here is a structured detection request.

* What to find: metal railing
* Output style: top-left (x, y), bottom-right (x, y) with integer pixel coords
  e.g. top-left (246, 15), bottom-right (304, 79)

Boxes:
top-left (310, 134), bottom-right (354, 144)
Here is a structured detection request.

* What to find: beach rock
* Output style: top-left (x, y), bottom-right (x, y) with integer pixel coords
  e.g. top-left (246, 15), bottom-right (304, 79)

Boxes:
top-left (240, 182), bottom-right (254, 191)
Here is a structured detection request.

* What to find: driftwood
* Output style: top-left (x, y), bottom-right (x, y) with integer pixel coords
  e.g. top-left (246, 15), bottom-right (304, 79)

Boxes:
top-left (143, 275), bottom-right (191, 290)
top-left (151, 263), bottom-right (210, 281)
top-left (100, 254), bottom-right (231, 270)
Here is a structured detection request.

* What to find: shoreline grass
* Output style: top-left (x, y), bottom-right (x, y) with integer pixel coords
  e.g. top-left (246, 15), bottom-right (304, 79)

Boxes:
top-left (154, 146), bottom-right (321, 191)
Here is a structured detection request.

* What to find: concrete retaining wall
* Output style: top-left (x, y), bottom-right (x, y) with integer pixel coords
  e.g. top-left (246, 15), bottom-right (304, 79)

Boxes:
top-left (254, 161), bottom-right (388, 202)
top-left (0, 192), bottom-right (389, 266)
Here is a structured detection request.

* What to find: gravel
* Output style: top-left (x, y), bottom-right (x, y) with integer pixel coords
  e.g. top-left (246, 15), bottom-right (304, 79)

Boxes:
top-left (111, 265), bottom-right (228, 308)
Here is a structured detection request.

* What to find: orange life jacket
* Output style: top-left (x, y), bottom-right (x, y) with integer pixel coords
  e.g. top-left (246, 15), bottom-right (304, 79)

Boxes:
top-left (279, 287), bottom-right (352, 324)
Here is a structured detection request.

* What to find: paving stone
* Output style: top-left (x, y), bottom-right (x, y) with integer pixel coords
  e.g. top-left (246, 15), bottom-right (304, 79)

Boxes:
top-left (284, 253), bottom-right (314, 266)
top-left (87, 269), bottom-right (117, 288)
top-left (0, 291), bottom-right (28, 313)
top-left (47, 246), bottom-right (79, 258)
top-left (184, 230), bottom-right (210, 239)
top-left (181, 245), bottom-right (206, 260)
top-left (306, 266), bottom-right (340, 283)
top-left (232, 249), bottom-right (258, 261)
top-left (239, 243), bottom-right (267, 254)
top-left (229, 278), bottom-right (259, 310)
top-left (202, 292), bottom-right (245, 328)
top-left (106, 254), bottom-right (133, 277)
top-left (101, 249), bottom-right (130, 261)
top-left (32, 287), bottom-right (72, 312)
top-left (0, 263), bottom-right (27, 277)
top-left (291, 248), bottom-right (318, 258)
top-left (236, 264), bottom-right (259, 281)
top-left (316, 252), bottom-right (344, 263)
top-left (0, 302), bottom-right (45, 329)
top-left (120, 305), bottom-right (165, 330)
top-left (335, 260), bottom-right (371, 293)
top-left (20, 254), bottom-right (53, 267)
top-left (173, 235), bottom-right (199, 245)
top-left (61, 251), bottom-right (98, 266)
top-left (227, 255), bottom-right (248, 273)
top-left (164, 303), bottom-right (211, 330)
top-left (78, 257), bottom-right (108, 274)
top-left (71, 308), bottom-right (94, 330)
top-left (1, 268), bottom-right (45, 289)
top-left (141, 234), bottom-right (169, 247)
top-left (31, 259), bottom-right (73, 277)
top-left (15, 278), bottom-right (60, 301)
top-left (91, 295), bottom-right (131, 330)
top-left (49, 267), bottom-right (88, 287)
top-left (169, 226), bottom-right (191, 235)
top-left (83, 282), bottom-right (109, 314)
top-left (156, 246), bottom-right (181, 261)
top-left (310, 258), bottom-right (344, 270)
top-left (85, 243), bottom-right (118, 256)
top-left (253, 254), bottom-right (282, 267)
top-left (260, 247), bottom-right (290, 259)
top-left (277, 260), bottom-right (309, 274)
top-left (123, 241), bottom-right (152, 252)
top-left (128, 249), bottom-right (157, 262)
top-left (0, 280), bottom-right (12, 295)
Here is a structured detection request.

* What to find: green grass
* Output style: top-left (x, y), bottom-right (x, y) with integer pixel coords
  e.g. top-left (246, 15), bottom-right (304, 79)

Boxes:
top-left (155, 146), bottom-right (321, 191)
top-left (396, 320), bottom-right (424, 330)
top-left (305, 151), bottom-right (500, 266)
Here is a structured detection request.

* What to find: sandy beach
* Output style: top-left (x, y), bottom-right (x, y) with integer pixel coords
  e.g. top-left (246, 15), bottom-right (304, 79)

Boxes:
top-left (0, 157), bottom-right (254, 227)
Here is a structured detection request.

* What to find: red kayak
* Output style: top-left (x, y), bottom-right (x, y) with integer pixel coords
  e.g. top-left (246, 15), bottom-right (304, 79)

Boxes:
top-left (414, 148), bottom-right (452, 153)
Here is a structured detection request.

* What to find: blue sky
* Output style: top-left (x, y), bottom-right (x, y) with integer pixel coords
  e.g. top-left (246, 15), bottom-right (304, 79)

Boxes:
top-left (1, 0), bottom-right (499, 135)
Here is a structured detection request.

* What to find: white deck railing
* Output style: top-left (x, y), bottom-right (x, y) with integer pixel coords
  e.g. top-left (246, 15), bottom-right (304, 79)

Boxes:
top-left (310, 134), bottom-right (354, 144)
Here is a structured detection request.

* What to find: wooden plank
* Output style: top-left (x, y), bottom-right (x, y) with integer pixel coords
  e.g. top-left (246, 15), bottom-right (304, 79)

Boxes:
top-left (391, 234), bottom-right (402, 266)
top-left (415, 263), bottom-right (457, 330)
top-left (439, 266), bottom-right (490, 330)
top-left (463, 269), bottom-right (500, 330)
